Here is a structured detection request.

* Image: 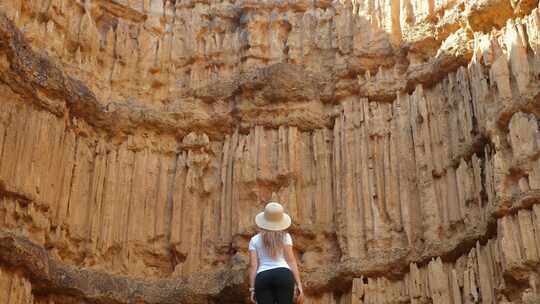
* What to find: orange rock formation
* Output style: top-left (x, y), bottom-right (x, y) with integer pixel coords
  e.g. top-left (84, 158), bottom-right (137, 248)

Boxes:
top-left (1, 0), bottom-right (540, 303)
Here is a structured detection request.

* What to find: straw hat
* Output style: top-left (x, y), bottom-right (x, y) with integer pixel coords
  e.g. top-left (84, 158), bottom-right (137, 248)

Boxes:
top-left (255, 202), bottom-right (291, 231)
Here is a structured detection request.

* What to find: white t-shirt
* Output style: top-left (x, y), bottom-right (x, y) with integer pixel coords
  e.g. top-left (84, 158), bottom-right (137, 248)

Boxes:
top-left (248, 233), bottom-right (293, 274)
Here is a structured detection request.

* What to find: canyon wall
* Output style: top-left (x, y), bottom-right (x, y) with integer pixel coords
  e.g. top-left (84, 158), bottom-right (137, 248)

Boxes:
top-left (1, 0), bottom-right (540, 303)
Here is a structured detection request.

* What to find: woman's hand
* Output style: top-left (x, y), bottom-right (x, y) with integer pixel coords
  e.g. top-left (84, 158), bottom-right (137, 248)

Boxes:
top-left (295, 285), bottom-right (304, 304)
top-left (250, 290), bottom-right (256, 303)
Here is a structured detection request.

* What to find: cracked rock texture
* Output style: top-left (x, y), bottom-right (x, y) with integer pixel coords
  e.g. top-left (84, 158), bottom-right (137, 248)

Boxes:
top-left (1, 0), bottom-right (540, 303)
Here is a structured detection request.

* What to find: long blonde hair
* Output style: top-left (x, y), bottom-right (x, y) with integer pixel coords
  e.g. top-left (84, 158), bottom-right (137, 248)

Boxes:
top-left (261, 230), bottom-right (285, 259)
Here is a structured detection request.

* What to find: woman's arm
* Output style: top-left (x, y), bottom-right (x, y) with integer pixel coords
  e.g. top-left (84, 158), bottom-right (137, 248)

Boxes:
top-left (248, 250), bottom-right (258, 302)
top-left (284, 245), bottom-right (303, 294)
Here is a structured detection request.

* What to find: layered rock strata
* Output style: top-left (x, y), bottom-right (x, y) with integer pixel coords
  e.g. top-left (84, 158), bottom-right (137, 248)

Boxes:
top-left (1, 0), bottom-right (540, 303)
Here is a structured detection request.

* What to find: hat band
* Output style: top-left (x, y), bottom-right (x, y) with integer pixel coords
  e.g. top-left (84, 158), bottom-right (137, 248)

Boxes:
top-left (264, 211), bottom-right (283, 222)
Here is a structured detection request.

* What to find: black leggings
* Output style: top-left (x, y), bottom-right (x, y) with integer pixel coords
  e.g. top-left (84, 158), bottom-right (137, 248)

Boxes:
top-left (255, 267), bottom-right (295, 304)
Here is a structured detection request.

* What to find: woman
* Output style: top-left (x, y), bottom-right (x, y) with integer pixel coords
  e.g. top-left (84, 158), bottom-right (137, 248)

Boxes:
top-left (248, 202), bottom-right (304, 304)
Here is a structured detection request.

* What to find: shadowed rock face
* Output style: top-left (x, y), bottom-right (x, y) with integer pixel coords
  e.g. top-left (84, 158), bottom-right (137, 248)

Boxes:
top-left (1, 0), bottom-right (540, 303)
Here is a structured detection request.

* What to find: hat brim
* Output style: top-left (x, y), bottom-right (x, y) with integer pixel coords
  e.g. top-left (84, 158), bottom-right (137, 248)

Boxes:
top-left (255, 212), bottom-right (291, 231)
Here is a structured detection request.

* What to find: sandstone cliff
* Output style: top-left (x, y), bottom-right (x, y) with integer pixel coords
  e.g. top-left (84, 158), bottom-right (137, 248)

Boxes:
top-left (1, 0), bottom-right (540, 303)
